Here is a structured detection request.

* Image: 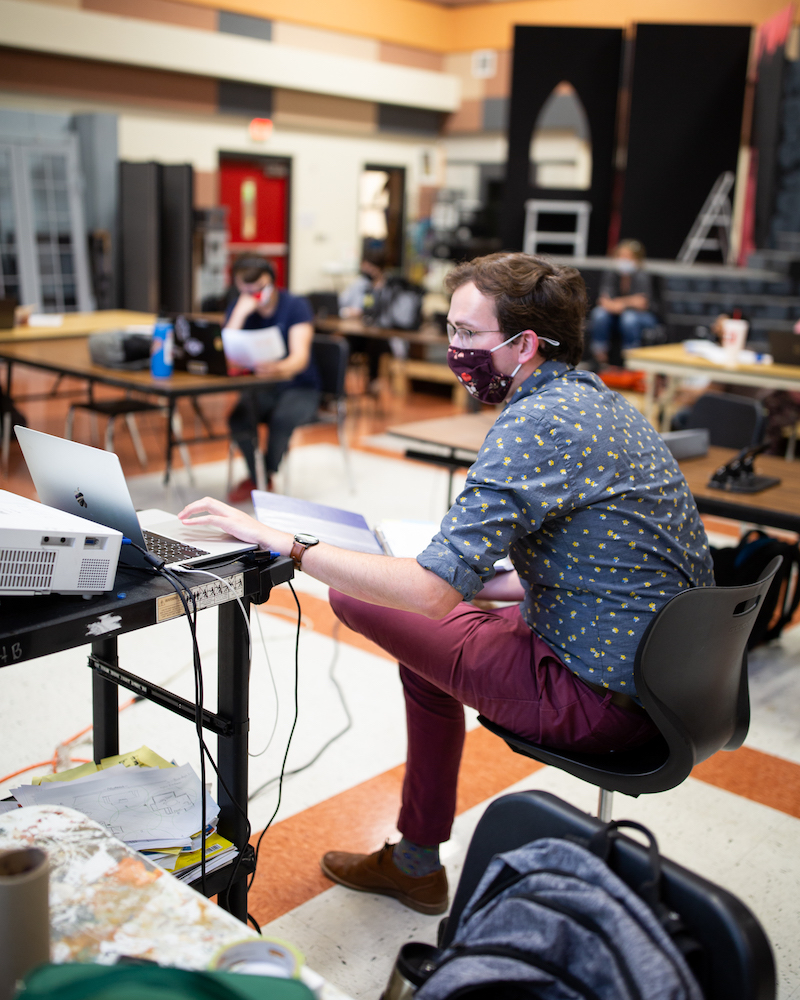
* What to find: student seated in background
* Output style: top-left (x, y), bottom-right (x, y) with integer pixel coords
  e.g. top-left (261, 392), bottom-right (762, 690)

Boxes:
top-left (180, 252), bottom-right (714, 916)
top-left (590, 239), bottom-right (658, 365)
top-left (226, 256), bottom-right (321, 503)
top-left (338, 250), bottom-right (391, 389)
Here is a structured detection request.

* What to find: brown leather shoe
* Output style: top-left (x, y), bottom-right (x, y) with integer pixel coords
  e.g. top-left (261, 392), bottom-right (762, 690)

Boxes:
top-left (320, 841), bottom-right (448, 915)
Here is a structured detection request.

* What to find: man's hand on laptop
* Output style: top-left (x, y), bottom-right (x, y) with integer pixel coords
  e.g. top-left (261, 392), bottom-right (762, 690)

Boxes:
top-left (178, 497), bottom-right (291, 556)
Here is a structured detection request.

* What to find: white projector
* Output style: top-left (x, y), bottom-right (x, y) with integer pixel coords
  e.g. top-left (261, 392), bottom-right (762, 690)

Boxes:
top-left (0, 490), bottom-right (122, 595)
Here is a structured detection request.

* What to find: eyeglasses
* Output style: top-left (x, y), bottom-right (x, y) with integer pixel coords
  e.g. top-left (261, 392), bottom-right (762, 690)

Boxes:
top-left (446, 323), bottom-right (561, 351)
top-left (446, 323), bottom-right (506, 348)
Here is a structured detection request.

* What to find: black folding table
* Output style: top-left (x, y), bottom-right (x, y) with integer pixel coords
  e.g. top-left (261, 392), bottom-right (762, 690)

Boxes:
top-left (0, 552), bottom-right (293, 922)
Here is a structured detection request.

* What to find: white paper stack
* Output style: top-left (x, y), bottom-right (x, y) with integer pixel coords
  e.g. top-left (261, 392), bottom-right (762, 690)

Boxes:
top-left (11, 754), bottom-right (236, 882)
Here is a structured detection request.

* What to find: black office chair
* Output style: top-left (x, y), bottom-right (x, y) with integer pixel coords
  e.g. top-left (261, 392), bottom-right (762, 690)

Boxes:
top-left (685, 392), bottom-right (767, 450)
top-left (440, 790), bottom-right (775, 1000)
top-left (479, 557), bottom-right (782, 821)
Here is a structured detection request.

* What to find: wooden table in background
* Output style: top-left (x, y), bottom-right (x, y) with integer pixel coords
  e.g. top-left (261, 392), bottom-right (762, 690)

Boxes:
top-left (0, 309), bottom-right (155, 344)
top-left (624, 343), bottom-right (800, 431)
top-left (314, 316), bottom-right (467, 404)
top-left (389, 413), bottom-right (800, 534)
top-left (0, 337), bottom-right (274, 484)
top-left (680, 446), bottom-right (800, 534)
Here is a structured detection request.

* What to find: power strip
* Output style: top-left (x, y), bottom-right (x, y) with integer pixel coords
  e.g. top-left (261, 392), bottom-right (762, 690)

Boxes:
top-left (156, 573), bottom-right (245, 622)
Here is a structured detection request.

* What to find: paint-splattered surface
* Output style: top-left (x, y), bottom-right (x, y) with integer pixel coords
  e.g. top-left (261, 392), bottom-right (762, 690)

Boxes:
top-left (0, 804), bottom-right (257, 968)
top-left (0, 805), bottom-right (353, 998)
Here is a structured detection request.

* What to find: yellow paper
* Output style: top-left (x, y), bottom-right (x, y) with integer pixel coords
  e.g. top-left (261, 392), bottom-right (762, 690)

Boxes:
top-left (100, 746), bottom-right (174, 770)
top-left (33, 746), bottom-right (173, 784)
top-left (35, 761), bottom-right (98, 784)
top-left (172, 833), bottom-right (234, 871)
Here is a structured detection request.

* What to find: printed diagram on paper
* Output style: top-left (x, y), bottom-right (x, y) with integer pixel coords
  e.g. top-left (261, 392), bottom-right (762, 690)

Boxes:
top-left (13, 763), bottom-right (216, 842)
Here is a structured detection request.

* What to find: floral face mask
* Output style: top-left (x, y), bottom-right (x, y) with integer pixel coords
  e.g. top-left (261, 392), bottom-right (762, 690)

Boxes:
top-left (446, 331), bottom-right (560, 404)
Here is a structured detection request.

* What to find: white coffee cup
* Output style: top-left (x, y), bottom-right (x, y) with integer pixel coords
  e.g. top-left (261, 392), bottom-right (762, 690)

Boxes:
top-left (721, 318), bottom-right (749, 366)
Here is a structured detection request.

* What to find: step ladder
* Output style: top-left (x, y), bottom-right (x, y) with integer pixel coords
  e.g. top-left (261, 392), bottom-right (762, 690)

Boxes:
top-left (678, 172), bottom-right (735, 263)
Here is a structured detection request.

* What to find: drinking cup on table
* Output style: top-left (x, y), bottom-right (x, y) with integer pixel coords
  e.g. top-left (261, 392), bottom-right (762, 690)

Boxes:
top-left (721, 318), bottom-right (749, 366)
top-left (0, 848), bottom-right (50, 1000)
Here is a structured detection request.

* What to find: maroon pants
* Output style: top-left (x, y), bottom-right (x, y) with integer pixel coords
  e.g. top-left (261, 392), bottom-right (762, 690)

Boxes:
top-left (329, 591), bottom-right (657, 846)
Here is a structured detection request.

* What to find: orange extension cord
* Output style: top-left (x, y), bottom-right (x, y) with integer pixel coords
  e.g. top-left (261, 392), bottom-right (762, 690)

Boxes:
top-left (0, 696), bottom-right (138, 785)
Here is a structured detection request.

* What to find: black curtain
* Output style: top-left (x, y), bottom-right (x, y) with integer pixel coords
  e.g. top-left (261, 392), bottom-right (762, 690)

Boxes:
top-left (502, 26), bottom-right (623, 255)
top-left (753, 43), bottom-right (787, 247)
top-left (620, 24), bottom-right (750, 259)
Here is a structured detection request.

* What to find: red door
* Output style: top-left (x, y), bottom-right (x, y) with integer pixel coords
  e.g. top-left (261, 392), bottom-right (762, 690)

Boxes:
top-left (219, 156), bottom-right (290, 288)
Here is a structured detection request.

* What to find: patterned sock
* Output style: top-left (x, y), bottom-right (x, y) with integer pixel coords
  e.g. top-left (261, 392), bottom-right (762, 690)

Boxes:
top-left (392, 837), bottom-right (442, 877)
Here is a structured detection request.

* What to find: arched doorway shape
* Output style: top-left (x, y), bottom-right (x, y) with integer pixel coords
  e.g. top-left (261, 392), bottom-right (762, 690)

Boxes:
top-left (529, 82), bottom-right (592, 191)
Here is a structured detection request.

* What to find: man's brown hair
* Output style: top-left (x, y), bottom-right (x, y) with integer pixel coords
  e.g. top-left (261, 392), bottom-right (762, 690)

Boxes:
top-left (444, 252), bottom-right (586, 366)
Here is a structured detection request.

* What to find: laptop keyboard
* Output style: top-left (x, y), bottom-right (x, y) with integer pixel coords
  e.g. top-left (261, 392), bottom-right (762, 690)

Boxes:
top-left (143, 529), bottom-right (210, 564)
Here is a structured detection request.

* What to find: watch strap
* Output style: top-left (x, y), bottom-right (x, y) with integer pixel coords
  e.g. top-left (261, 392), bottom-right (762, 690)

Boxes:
top-left (290, 539), bottom-right (309, 571)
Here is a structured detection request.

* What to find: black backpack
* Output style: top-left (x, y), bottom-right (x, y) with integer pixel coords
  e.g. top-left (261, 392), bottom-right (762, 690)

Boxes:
top-left (411, 821), bottom-right (702, 1000)
top-left (711, 530), bottom-right (800, 647)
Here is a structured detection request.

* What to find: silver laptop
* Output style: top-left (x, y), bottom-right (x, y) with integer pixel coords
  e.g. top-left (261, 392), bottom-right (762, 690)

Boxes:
top-left (15, 426), bottom-right (257, 570)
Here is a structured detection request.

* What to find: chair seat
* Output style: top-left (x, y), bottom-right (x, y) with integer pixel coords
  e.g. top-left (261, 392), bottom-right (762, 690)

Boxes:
top-left (478, 715), bottom-right (672, 796)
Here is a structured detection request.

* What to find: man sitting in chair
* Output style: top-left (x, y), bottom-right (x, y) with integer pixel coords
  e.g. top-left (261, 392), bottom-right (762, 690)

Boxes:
top-left (226, 255), bottom-right (321, 502)
top-left (180, 252), bottom-right (714, 915)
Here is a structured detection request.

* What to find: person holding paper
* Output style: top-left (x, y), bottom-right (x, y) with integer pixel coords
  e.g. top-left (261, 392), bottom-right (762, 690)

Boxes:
top-left (226, 256), bottom-right (321, 502)
top-left (179, 252), bottom-right (713, 916)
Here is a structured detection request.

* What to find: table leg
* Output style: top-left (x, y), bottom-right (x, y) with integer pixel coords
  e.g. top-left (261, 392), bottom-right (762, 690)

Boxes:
top-left (660, 376), bottom-right (679, 432)
top-left (1, 411), bottom-right (9, 478)
top-left (216, 599), bottom-right (250, 922)
top-left (163, 398), bottom-right (175, 487)
top-left (643, 372), bottom-right (656, 427)
top-left (91, 637), bottom-right (119, 763)
top-left (247, 390), bottom-right (266, 492)
top-left (2, 361), bottom-right (14, 477)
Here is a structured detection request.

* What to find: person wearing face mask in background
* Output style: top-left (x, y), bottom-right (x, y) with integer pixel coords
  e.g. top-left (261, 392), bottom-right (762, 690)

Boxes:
top-left (225, 256), bottom-right (321, 503)
top-left (590, 239), bottom-right (658, 366)
top-left (338, 250), bottom-right (391, 391)
top-left (177, 252), bottom-right (713, 915)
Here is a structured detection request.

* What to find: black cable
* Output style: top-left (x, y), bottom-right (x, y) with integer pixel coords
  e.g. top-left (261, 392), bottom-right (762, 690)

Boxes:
top-left (122, 541), bottom-right (235, 898)
top-left (159, 563), bottom-right (253, 907)
top-left (159, 565), bottom-right (207, 895)
top-left (248, 580), bottom-right (303, 892)
top-left (247, 620), bottom-right (352, 802)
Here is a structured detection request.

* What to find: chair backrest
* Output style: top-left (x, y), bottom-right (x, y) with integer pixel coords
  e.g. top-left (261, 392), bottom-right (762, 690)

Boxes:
top-left (634, 555), bottom-right (782, 772)
top-left (686, 392), bottom-right (766, 449)
top-left (311, 333), bottom-right (349, 399)
top-left (442, 790), bottom-right (776, 1000)
top-left (307, 291), bottom-right (340, 319)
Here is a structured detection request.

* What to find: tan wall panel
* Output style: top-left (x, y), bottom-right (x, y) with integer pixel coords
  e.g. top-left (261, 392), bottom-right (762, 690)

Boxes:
top-left (173, 0), bottom-right (450, 52)
top-left (194, 169), bottom-right (218, 207)
top-left (483, 48), bottom-right (511, 99)
top-left (379, 41), bottom-right (443, 72)
top-left (0, 47), bottom-right (218, 113)
top-left (184, 0), bottom-right (794, 53)
top-left (272, 21), bottom-right (379, 60)
top-left (443, 97), bottom-right (482, 134)
top-left (273, 87), bottom-right (376, 132)
top-left (449, 0), bottom-right (795, 50)
top-left (83, 0), bottom-right (217, 30)
top-left (37, 0), bottom-right (81, 7)
top-left (443, 52), bottom-right (483, 101)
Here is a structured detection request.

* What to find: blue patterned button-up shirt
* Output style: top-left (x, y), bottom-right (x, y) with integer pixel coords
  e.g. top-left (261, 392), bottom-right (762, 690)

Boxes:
top-left (417, 360), bottom-right (715, 695)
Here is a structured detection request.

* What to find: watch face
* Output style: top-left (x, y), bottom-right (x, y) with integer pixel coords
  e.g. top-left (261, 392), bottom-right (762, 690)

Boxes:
top-left (294, 532), bottom-right (319, 546)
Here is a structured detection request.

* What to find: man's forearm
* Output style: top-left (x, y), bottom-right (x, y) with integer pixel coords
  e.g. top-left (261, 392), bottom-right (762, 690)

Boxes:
top-left (300, 543), bottom-right (462, 619)
top-left (177, 497), bottom-right (464, 619)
